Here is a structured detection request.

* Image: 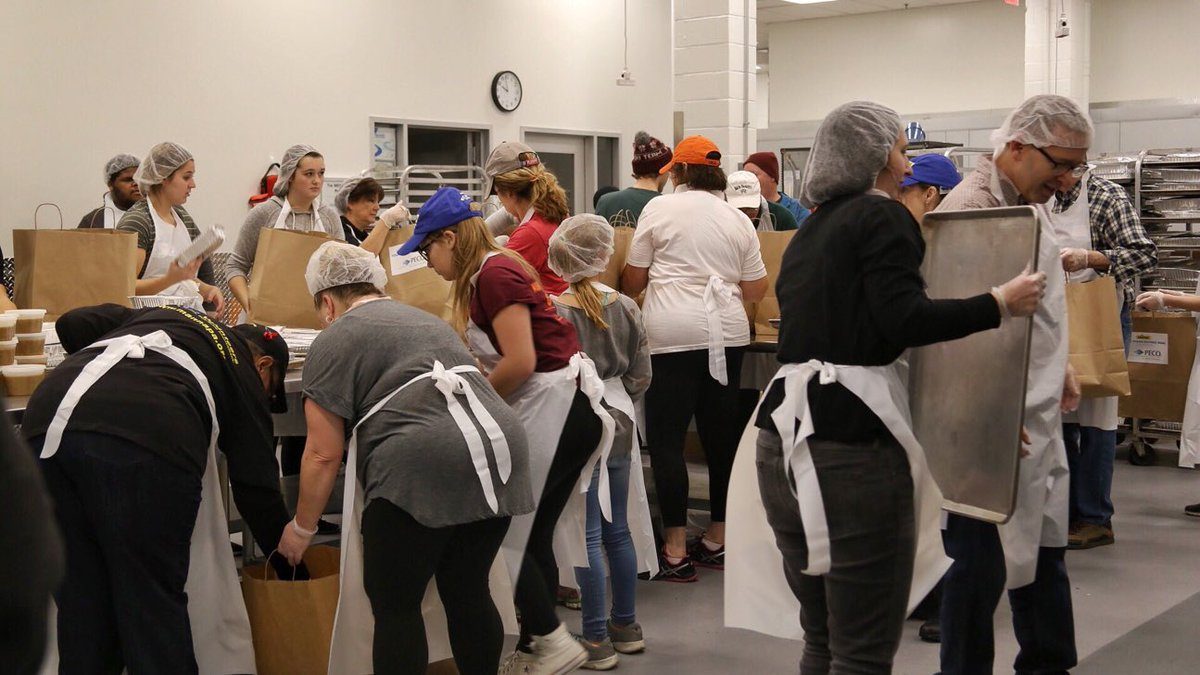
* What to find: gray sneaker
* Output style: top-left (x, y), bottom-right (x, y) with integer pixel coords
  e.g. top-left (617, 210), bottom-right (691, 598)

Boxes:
top-left (607, 619), bottom-right (645, 654)
top-left (575, 636), bottom-right (619, 670)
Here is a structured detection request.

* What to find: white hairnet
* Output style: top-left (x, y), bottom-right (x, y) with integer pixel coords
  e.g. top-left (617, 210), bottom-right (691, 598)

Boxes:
top-left (547, 214), bottom-right (614, 283)
top-left (334, 177), bottom-right (364, 214)
top-left (104, 154), bottom-right (140, 184)
top-left (275, 144), bottom-right (321, 197)
top-left (990, 94), bottom-right (1093, 153)
top-left (134, 142), bottom-right (193, 194)
top-left (799, 101), bottom-right (901, 209)
top-left (305, 240), bottom-right (387, 296)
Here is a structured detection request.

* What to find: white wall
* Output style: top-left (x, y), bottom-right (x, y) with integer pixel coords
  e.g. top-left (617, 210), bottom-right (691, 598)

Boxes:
top-left (1091, 0), bottom-right (1200, 103)
top-left (0, 0), bottom-right (673, 254)
top-left (767, 1), bottom-right (1025, 124)
top-left (756, 71), bottom-right (770, 129)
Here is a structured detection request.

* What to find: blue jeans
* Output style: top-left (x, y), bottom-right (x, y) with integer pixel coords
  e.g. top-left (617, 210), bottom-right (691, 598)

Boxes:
top-left (1062, 302), bottom-right (1131, 527)
top-left (574, 453), bottom-right (637, 641)
top-left (1063, 424), bottom-right (1116, 525)
top-left (939, 515), bottom-right (1077, 675)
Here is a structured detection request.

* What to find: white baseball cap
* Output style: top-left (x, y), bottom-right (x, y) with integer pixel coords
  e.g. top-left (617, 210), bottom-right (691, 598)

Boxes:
top-left (726, 170), bottom-right (762, 209)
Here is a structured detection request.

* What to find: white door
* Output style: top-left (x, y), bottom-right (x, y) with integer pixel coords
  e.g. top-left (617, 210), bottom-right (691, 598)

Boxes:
top-left (525, 132), bottom-right (588, 215)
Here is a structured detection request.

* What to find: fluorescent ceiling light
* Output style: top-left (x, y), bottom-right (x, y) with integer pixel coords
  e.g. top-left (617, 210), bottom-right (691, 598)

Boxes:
top-left (780, 0), bottom-right (837, 5)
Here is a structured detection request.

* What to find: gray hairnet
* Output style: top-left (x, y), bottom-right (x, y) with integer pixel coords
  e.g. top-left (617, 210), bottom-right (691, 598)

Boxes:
top-left (134, 142), bottom-right (193, 194)
top-left (275, 144), bottom-right (321, 197)
top-left (305, 240), bottom-right (387, 296)
top-left (547, 214), bottom-right (614, 283)
top-left (334, 177), bottom-right (364, 215)
top-left (990, 94), bottom-right (1093, 153)
top-left (104, 154), bottom-right (140, 185)
top-left (799, 101), bottom-right (902, 209)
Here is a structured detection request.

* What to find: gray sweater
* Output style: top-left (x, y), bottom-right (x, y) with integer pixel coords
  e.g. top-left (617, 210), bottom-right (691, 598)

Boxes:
top-left (226, 197), bottom-right (343, 282)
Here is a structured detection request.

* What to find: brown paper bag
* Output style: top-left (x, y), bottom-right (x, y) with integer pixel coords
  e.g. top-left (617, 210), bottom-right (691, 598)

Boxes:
top-left (247, 228), bottom-right (330, 329)
top-left (1118, 311), bottom-right (1198, 422)
top-left (13, 204), bottom-right (138, 318)
top-left (597, 226), bottom-right (635, 292)
top-left (1066, 276), bottom-right (1131, 398)
top-left (241, 545), bottom-right (340, 675)
top-left (378, 227), bottom-right (454, 321)
top-left (748, 230), bottom-right (795, 339)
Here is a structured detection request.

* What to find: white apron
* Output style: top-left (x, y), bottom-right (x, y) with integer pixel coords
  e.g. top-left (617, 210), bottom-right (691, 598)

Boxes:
top-left (724, 360), bottom-right (951, 639)
top-left (1051, 176), bottom-right (1122, 431)
top-left (327, 360), bottom-right (521, 674)
top-left (464, 253), bottom-right (616, 586)
top-left (144, 200), bottom-right (202, 303)
top-left (548, 358), bottom-right (659, 578)
top-left (269, 194), bottom-right (330, 233)
top-left (101, 192), bottom-right (126, 229)
top-left (1177, 276), bottom-right (1200, 467)
top-left (988, 164), bottom-right (1072, 589)
top-left (703, 275), bottom-right (739, 385)
top-left (39, 331), bottom-right (257, 674)
top-left (755, 196), bottom-right (777, 232)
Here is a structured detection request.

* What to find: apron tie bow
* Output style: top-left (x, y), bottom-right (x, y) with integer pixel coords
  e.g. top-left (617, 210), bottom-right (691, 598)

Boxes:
top-left (568, 353), bottom-right (618, 521)
top-left (703, 276), bottom-right (737, 385)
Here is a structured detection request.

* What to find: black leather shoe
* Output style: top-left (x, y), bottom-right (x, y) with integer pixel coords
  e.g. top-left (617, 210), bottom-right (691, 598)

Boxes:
top-left (919, 618), bottom-right (941, 643)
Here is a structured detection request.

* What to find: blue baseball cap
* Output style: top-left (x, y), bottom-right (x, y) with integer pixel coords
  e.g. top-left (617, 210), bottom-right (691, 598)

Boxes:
top-left (902, 154), bottom-right (962, 191)
top-left (396, 186), bottom-right (482, 255)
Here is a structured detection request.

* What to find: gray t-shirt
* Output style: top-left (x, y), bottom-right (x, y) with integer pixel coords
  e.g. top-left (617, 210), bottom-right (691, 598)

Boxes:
top-left (226, 196), bottom-right (344, 281)
top-left (302, 299), bottom-right (533, 527)
top-left (554, 291), bottom-right (652, 459)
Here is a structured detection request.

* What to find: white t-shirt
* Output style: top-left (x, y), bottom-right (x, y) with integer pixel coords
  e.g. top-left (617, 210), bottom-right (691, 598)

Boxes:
top-left (627, 186), bottom-right (767, 355)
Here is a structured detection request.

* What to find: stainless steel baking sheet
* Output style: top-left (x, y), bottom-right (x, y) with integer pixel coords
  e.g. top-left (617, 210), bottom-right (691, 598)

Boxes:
top-left (909, 206), bottom-right (1039, 524)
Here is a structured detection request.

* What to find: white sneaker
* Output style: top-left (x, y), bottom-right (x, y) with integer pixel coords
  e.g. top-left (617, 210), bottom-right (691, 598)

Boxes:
top-left (499, 650), bottom-right (537, 675)
top-left (501, 623), bottom-right (585, 674)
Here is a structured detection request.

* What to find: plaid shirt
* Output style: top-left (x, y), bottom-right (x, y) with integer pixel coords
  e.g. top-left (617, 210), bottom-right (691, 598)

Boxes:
top-left (1053, 175), bottom-right (1157, 303)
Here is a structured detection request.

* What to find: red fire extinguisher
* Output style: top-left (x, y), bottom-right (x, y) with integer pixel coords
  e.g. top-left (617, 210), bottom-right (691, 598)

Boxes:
top-left (247, 163), bottom-right (281, 207)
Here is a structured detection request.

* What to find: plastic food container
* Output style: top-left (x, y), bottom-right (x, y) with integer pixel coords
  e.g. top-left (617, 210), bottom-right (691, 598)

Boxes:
top-left (9, 309), bottom-right (47, 334)
top-left (0, 339), bottom-right (16, 366)
top-left (0, 314), bottom-right (15, 341)
top-left (15, 333), bottom-right (45, 357)
top-left (15, 354), bottom-right (48, 366)
top-left (3, 364), bottom-right (45, 396)
top-left (129, 295), bottom-right (204, 311)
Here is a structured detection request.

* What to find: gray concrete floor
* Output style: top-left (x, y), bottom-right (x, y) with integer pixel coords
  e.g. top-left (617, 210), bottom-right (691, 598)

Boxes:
top-left (554, 457), bottom-right (1200, 674)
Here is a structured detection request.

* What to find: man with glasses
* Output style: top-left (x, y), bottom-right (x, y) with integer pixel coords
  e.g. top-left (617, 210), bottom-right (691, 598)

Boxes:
top-left (933, 94), bottom-right (1093, 675)
top-left (1052, 165), bottom-right (1156, 553)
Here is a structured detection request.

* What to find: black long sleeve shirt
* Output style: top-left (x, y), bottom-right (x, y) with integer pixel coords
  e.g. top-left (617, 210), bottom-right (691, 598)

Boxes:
top-left (22, 305), bottom-right (291, 558)
top-left (756, 193), bottom-right (1002, 443)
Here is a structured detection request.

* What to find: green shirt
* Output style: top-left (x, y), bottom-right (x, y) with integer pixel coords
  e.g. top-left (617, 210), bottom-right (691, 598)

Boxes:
top-left (764, 199), bottom-right (799, 231)
top-left (595, 188), bottom-right (661, 228)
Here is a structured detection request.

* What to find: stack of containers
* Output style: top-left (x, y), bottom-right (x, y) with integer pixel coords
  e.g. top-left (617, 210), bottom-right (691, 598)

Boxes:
top-left (12, 309), bottom-right (47, 365)
top-left (2, 309), bottom-right (47, 396)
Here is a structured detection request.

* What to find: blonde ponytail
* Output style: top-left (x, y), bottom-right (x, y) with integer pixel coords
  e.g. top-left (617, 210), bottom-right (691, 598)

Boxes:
top-left (570, 278), bottom-right (610, 329)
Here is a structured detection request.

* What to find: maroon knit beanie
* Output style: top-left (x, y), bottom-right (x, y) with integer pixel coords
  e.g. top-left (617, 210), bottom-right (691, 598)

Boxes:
top-left (632, 131), bottom-right (672, 176)
top-left (745, 151), bottom-right (780, 184)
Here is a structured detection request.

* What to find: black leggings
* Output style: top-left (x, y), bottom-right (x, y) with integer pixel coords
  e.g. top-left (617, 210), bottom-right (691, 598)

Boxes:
top-left (646, 347), bottom-right (746, 527)
top-left (514, 390), bottom-right (603, 645)
top-left (361, 500), bottom-right (511, 675)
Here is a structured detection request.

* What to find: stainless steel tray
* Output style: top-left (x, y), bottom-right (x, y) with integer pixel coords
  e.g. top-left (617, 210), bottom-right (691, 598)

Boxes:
top-left (911, 206), bottom-right (1038, 525)
top-left (1152, 267), bottom-right (1200, 283)
top-left (1154, 236), bottom-right (1200, 248)
top-left (1145, 152), bottom-right (1200, 164)
top-left (1144, 168), bottom-right (1200, 183)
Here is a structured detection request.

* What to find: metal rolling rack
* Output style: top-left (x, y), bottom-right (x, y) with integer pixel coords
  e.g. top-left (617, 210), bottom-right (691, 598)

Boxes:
top-left (1120, 148), bottom-right (1200, 464)
top-left (377, 164), bottom-right (486, 212)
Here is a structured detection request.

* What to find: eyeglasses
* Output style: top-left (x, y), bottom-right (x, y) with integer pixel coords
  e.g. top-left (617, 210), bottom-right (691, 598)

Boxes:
top-left (416, 236), bottom-right (435, 261)
top-left (1033, 146), bottom-right (1088, 178)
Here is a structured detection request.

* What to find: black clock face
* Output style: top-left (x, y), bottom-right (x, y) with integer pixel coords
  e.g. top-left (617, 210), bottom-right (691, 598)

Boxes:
top-left (492, 71), bottom-right (522, 112)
